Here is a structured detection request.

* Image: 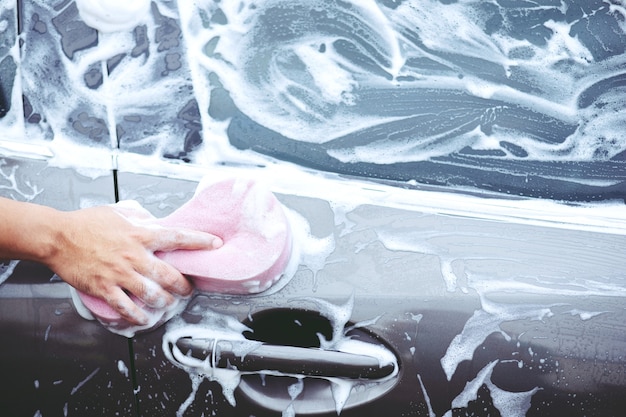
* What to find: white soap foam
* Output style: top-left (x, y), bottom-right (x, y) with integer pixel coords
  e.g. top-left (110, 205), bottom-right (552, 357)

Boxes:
top-left (566, 309), bottom-right (607, 321)
top-left (69, 287), bottom-right (96, 321)
top-left (162, 296), bottom-right (398, 414)
top-left (113, 295), bottom-right (188, 338)
top-left (75, 0), bottom-right (151, 33)
top-left (69, 284), bottom-right (189, 338)
top-left (70, 367), bottom-right (100, 395)
top-left (329, 377), bottom-right (353, 415)
top-left (0, 259), bottom-right (19, 286)
top-left (444, 360), bottom-right (540, 417)
top-left (285, 207), bottom-right (336, 290)
top-left (417, 373), bottom-right (436, 417)
top-left (0, 159), bottom-right (43, 201)
top-left (13, 0), bottom-right (204, 172)
top-left (162, 309), bottom-right (250, 410)
top-left (117, 360), bottom-right (129, 378)
top-left (112, 152), bottom-right (626, 236)
top-left (174, 0), bottom-right (623, 166)
top-left (370, 208), bottom-right (625, 397)
top-left (283, 377), bottom-right (304, 417)
top-left (7, 0), bottom-right (624, 180)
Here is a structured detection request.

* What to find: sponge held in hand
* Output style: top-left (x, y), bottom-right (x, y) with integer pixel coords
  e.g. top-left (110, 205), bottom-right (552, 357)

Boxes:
top-left (74, 177), bottom-right (294, 336)
top-left (156, 177), bottom-right (293, 294)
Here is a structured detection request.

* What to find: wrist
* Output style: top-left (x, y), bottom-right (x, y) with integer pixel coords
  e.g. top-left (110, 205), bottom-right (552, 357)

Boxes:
top-left (31, 207), bottom-right (68, 266)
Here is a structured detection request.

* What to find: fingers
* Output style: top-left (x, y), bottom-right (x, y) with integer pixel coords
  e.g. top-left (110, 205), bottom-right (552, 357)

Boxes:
top-left (126, 264), bottom-right (189, 304)
top-left (105, 286), bottom-right (150, 326)
top-left (146, 226), bottom-right (223, 252)
top-left (129, 255), bottom-right (192, 298)
top-left (80, 210), bottom-right (220, 325)
top-left (108, 265), bottom-right (192, 325)
top-left (143, 256), bottom-right (194, 298)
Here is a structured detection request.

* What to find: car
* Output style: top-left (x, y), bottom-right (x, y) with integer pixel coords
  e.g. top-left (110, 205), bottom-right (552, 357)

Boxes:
top-left (1, 1), bottom-right (625, 416)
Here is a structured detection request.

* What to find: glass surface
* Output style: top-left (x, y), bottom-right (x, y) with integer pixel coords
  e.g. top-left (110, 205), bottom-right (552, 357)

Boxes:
top-left (181, 0), bottom-right (626, 201)
top-left (1, 0), bottom-right (624, 201)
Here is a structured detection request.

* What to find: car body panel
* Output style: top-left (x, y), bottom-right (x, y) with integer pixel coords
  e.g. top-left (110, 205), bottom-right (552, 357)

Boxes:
top-left (117, 170), bottom-right (626, 417)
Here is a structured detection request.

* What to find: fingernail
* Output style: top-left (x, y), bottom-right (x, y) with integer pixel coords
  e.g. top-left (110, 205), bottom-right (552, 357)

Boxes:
top-left (179, 288), bottom-right (194, 299)
top-left (212, 237), bottom-right (224, 249)
top-left (175, 277), bottom-right (194, 297)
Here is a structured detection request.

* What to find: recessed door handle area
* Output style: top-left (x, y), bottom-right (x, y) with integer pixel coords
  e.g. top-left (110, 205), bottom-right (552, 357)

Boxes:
top-left (174, 337), bottom-right (397, 380)
top-left (164, 307), bottom-right (402, 414)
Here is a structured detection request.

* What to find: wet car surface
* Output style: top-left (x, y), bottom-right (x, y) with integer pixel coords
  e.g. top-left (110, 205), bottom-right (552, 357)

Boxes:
top-left (1, 1), bottom-right (626, 416)
top-left (119, 171), bottom-right (626, 417)
top-left (1, 159), bottom-right (625, 416)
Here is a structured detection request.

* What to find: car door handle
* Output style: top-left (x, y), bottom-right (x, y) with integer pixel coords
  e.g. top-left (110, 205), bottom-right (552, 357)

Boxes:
top-left (174, 336), bottom-right (397, 380)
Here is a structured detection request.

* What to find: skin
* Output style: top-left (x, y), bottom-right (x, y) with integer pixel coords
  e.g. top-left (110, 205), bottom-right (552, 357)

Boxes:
top-left (0, 197), bottom-right (222, 325)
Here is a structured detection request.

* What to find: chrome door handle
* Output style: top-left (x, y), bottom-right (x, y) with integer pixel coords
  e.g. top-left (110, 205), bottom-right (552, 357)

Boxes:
top-left (174, 336), bottom-right (397, 380)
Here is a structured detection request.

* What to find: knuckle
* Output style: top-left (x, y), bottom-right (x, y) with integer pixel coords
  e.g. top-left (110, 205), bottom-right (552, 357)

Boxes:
top-left (139, 275), bottom-right (174, 309)
top-left (135, 279), bottom-right (148, 299)
top-left (155, 263), bottom-right (178, 287)
top-left (169, 229), bottom-right (186, 245)
top-left (101, 287), bottom-right (148, 325)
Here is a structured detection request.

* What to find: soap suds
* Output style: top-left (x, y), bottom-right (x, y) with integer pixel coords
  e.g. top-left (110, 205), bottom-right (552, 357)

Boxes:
top-left (0, 260), bottom-right (19, 286)
top-left (117, 360), bottom-right (129, 378)
top-left (3, 0), bottom-right (624, 202)
top-left (444, 361), bottom-right (540, 417)
top-left (162, 296), bottom-right (398, 415)
top-left (417, 373), bottom-right (436, 417)
top-left (75, 0), bottom-right (151, 33)
top-left (70, 367), bottom-right (100, 396)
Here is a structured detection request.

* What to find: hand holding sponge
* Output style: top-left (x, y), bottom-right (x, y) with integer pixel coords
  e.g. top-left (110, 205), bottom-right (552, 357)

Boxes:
top-left (74, 177), bottom-right (294, 336)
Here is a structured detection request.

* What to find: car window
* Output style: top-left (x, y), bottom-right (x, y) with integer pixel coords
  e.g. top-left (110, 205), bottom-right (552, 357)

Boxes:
top-left (1, 0), bottom-right (624, 203)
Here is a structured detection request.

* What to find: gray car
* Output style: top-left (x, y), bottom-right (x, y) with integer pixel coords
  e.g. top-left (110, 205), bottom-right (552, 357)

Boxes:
top-left (1, 1), bottom-right (625, 416)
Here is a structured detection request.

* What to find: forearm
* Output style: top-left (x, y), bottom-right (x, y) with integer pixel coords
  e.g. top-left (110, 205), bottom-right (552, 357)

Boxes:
top-left (0, 196), bottom-right (65, 264)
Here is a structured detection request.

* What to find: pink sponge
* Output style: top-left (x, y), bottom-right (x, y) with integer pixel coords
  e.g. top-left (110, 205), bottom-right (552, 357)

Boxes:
top-left (155, 178), bottom-right (293, 294)
top-left (74, 178), bottom-right (293, 336)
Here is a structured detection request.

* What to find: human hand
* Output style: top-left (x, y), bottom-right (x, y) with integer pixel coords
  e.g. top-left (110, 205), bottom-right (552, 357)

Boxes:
top-left (45, 203), bottom-right (222, 325)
